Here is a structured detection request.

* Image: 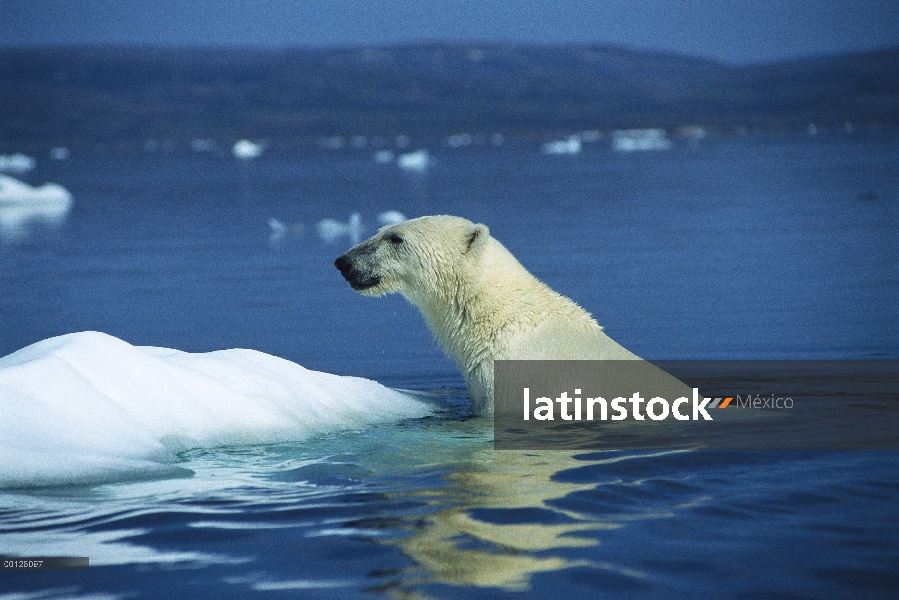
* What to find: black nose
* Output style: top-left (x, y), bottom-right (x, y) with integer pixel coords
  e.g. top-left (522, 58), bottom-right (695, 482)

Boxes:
top-left (335, 255), bottom-right (352, 274)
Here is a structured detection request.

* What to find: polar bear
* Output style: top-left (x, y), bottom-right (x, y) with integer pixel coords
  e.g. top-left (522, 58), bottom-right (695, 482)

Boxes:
top-left (334, 215), bottom-right (639, 414)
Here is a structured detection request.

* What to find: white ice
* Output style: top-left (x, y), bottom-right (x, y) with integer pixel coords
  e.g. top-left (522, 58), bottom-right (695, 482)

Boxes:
top-left (397, 149), bottom-right (430, 171)
top-left (0, 175), bottom-right (73, 242)
top-left (0, 153), bottom-right (36, 175)
top-left (373, 150), bottom-right (394, 164)
top-left (50, 147), bottom-right (70, 160)
top-left (0, 174), bottom-right (72, 205)
top-left (316, 212), bottom-right (363, 244)
top-left (377, 210), bottom-right (407, 226)
top-left (267, 217), bottom-right (304, 242)
top-left (612, 129), bottom-right (673, 152)
top-left (541, 135), bottom-right (582, 155)
top-left (232, 139), bottom-right (263, 159)
top-left (0, 332), bottom-right (433, 488)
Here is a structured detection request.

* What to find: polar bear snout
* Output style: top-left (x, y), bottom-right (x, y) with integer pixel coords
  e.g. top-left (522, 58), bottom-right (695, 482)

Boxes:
top-left (335, 253), bottom-right (382, 291)
top-left (334, 255), bottom-right (353, 275)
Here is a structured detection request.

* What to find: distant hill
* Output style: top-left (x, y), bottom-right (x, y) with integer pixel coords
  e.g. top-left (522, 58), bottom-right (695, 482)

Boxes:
top-left (1, 44), bottom-right (897, 151)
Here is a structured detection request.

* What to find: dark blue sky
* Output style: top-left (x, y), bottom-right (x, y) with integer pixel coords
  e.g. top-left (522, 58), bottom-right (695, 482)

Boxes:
top-left (2, 0), bottom-right (897, 64)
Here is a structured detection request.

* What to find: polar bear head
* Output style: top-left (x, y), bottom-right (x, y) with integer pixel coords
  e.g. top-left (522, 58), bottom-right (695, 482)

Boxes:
top-left (334, 215), bottom-right (490, 300)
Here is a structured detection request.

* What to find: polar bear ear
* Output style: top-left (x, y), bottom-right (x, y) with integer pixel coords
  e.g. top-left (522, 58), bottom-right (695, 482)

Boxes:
top-left (463, 223), bottom-right (490, 254)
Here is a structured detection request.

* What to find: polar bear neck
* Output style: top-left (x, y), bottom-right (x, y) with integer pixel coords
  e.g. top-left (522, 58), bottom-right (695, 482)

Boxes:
top-left (402, 238), bottom-right (598, 373)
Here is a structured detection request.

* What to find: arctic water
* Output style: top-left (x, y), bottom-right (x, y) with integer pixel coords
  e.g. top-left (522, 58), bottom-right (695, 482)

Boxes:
top-left (1, 132), bottom-right (898, 599)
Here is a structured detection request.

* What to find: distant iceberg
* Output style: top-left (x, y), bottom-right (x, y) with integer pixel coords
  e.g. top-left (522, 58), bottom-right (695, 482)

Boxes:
top-left (444, 133), bottom-right (473, 148)
top-left (232, 139), bottom-right (263, 159)
top-left (316, 212), bottom-right (363, 244)
top-left (397, 149), bottom-right (430, 171)
top-left (377, 210), bottom-right (407, 226)
top-left (268, 217), bottom-right (304, 243)
top-left (0, 332), bottom-right (433, 488)
top-left (0, 153), bottom-right (36, 174)
top-left (0, 175), bottom-right (73, 242)
top-left (318, 136), bottom-right (345, 150)
top-left (191, 138), bottom-right (217, 152)
top-left (373, 150), bottom-right (394, 164)
top-left (612, 129), bottom-right (672, 152)
top-left (677, 125), bottom-right (707, 140)
top-left (50, 147), bottom-right (70, 160)
top-left (0, 174), bottom-right (72, 205)
top-left (541, 135), bottom-right (582, 155)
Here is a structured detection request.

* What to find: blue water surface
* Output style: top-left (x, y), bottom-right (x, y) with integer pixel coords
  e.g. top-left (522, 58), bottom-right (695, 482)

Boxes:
top-left (1, 132), bottom-right (898, 598)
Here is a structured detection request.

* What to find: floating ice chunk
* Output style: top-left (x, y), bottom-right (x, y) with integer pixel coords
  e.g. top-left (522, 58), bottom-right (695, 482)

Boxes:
top-left (373, 150), bottom-right (394, 164)
top-left (0, 175), bottom-right (73, 242)
top-left (678, 125), bottom-right (707, 140)
top-left (232, 139), bottom-right (263, 159)
top-left (0, 332), bottom-right (433, 488)
top-left (0, 201), bottom-right (73, 243)
top-left (191, 138), bottom-right (217, 152)
top-left (316, 219), bottom-right (344, 242)
top-left (269, 217), bottom-right (287, 239)
top-left (377, 211), bottom-right (407, 226)
top-left (316, 212), bottom-right (363, 244)
top-left (50, 147), bottom-right (70, 160)
top-left (612, 129), bottom-right (672, 152)
top-left (541, 136), bottom-right (582, 155)
top-left (0, 175), bottom-right (74, 241)
top-left (397, 149), bottom-right (429, 171)
top-left (318, 136), bottom-right (345, 150)
top-left (444, 133), bottom-right (473, 148)
top-left (0, 153), bottom-right (36, 174)
top-left (268, 217), bottom-right (304, 242)
top-left (0, 174), bottom-right (72, 205)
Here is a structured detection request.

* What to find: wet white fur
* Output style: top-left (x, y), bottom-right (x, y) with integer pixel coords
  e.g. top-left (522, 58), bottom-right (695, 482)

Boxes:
top-left (345, 215), bottom-right (638, 414)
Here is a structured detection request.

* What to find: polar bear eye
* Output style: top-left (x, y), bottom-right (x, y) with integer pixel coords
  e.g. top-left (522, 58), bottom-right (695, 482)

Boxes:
top-left (387, 233), bottom-right (404, 245)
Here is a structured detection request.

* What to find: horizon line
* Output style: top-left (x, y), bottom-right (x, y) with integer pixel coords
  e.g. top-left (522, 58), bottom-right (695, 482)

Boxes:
top-left (1, 40), bottom-right (897, 68)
